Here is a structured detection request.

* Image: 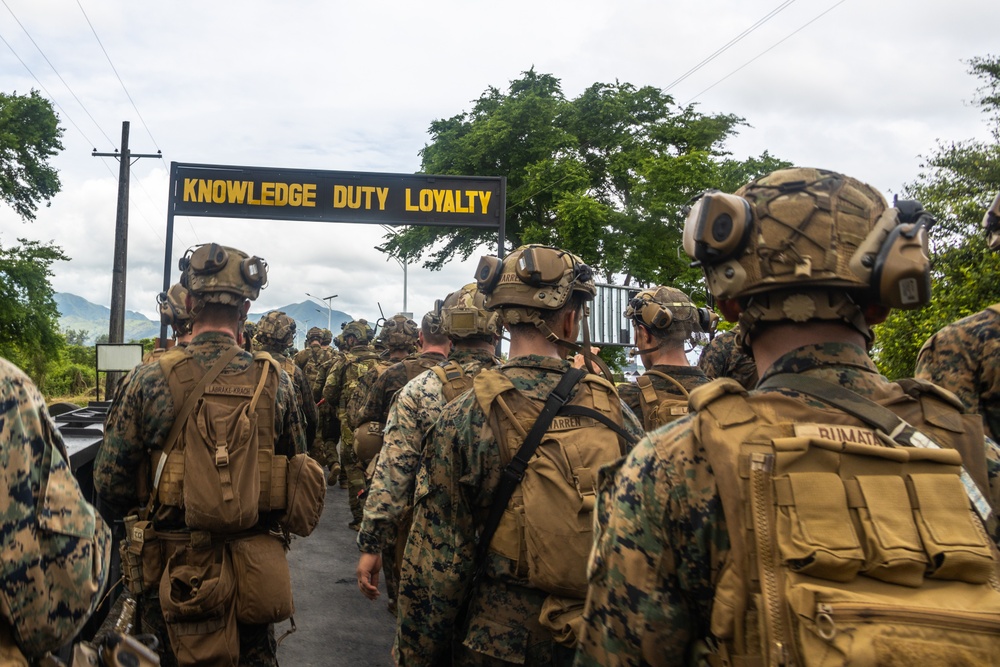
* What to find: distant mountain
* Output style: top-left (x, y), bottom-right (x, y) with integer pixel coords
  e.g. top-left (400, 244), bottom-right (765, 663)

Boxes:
top-left (55, 293), bottom-right (356, 347)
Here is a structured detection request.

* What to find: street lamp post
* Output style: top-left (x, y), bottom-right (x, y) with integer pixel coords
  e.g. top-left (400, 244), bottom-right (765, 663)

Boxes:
top-left (379, 225), bottom-right (408, 313)
top-left (305, 292), bottom-right (338, 330)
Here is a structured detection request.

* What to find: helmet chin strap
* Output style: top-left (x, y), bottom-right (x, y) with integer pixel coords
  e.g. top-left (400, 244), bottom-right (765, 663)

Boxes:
top-left (538, 315), bottom-right (615, 381)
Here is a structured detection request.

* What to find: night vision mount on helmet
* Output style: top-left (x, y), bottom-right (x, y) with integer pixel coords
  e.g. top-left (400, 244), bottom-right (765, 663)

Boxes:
top-left (434, 283), bottom-right (500, 341)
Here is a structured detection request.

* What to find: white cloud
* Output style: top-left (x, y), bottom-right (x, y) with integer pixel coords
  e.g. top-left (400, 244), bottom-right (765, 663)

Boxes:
top-left (1, 0), bottom-right (997, 326)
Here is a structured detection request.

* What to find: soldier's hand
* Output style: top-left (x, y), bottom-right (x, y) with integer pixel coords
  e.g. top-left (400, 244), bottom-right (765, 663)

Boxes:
top-left (357, 552), bottom-right (382, 600)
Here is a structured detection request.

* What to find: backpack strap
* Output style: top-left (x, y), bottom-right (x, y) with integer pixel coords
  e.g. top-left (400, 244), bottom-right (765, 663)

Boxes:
top-left (457, 368), bottom-right (586, 629)
top-left (644, 369), bottom-right (691, 397)
top-left (145, 345), bottom-right (241, 520)
top-left (760, 372), bottom-right (992, 522)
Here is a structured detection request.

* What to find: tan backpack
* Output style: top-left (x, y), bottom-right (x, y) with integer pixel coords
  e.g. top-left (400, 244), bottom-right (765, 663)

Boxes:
top-left (693, 375), bottom-right (1000, 667)
top-left (154, 347), bottom-right (283, 533)
top-left (635, 370), bottom-right (690, 431)
top-left (474, 368), bottom-right (631, 599)
top-left (431, 359), bottom-right (474, 404)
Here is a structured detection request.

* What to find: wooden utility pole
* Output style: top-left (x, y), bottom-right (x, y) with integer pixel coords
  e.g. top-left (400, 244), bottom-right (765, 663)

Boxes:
top-left (93, 121), bottom-right (160, 398)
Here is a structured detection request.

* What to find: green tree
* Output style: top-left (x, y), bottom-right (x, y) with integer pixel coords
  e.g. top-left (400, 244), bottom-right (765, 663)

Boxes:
top-left (0, 239), bottom-right (69, 381)
top-left (872, 55), bottom-right (1000, 379)
top-left (381, 70), bottom-right (789, 293)
top-left (0, 90), bottom-right (63, 221)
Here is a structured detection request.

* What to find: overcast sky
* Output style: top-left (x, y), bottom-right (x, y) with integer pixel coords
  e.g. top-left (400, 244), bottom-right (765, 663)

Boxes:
top-left (1, 0), bottom-right (996, 325)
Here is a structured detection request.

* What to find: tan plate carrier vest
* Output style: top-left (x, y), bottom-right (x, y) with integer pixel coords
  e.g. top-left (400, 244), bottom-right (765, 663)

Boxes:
top-left (691, 377), bottom-right (1000, 667)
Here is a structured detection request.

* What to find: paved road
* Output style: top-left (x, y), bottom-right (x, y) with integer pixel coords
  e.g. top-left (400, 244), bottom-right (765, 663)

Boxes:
top-left (277, 483), bottom-right (396, 666)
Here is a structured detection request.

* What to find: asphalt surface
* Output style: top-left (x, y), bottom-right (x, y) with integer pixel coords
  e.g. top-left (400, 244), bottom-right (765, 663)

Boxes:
top-left (277, 482), bottom-right (397, 666)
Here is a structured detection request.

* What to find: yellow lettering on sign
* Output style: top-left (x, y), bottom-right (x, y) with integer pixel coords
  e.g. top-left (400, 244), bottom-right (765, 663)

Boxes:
top-left (179, 179), bottom-right (320, 207)
top-left (401, 187), bottom-right (492, 215)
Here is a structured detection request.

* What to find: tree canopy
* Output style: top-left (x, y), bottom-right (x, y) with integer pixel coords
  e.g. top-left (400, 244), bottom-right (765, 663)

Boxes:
top-left (381, 69), bottom-right (789, 294)
top-left (0, 238), bottom-right (69, 382)
top-left (872, 55), bottom-right (1000, 379)
top-left (0, 89), bottom-right (63, 221)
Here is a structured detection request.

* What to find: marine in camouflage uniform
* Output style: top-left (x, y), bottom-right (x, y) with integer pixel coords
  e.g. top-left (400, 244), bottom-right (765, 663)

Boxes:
top-left (395, 248), bottom-right (644, 667)
top-left (697, 324), bottom-right (759, 390)
top-left (915, 192), bottom-right (1000, 441)
top-left (618, 286), bottom-right (711, 429)
top-left (324, 320), bottom-right (383, 528)
top-left (256, 311), bottom-right (318, 446)
top-left (295, 328), bottom-right (340, 481)
top-left (95, 244), bottom-right (306, 667)
top-left (576, 169), bottom-right (1000, 666)
top-left (0, 357), bottom-right (112, 663)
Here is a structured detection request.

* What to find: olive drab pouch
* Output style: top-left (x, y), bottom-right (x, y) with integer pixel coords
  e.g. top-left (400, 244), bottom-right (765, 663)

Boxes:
top-left (693, 376), bottom-right (1000, 667)
top-left (473, 368), bottom-right (630, 600)
top-left (159, 538), bottom-right (238, 667)
top-left (282, 453), bottom-right (326, 537)
top-left (229, 534), bottom-right (293, 624)
top-left (635, 370), bottom-right (690, 431)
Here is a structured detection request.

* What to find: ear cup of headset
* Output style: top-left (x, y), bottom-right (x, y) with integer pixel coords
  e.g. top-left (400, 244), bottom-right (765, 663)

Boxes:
top-left (683, 192), bottom-right (754, 264)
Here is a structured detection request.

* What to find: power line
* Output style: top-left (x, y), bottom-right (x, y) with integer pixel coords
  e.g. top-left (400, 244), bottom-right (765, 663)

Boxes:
top-left (685, 0), bottom-right (848, 104)
top-left (1, 0), bottom-right (116, 148)
top-left (76, 0), bottom-right (161, 151)
top-left (664, 0), bottom-right (798, 93)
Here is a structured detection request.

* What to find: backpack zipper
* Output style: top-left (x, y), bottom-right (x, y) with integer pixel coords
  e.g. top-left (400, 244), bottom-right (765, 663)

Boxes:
top-left (750, 452), bottom-right (788, 666)
top-left (814, 601), bottom-right (1000, 640)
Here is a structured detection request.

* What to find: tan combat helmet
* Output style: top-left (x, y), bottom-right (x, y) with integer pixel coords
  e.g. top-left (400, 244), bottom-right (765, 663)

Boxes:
top-left (321, 328), bottom-right (333, 346)
top-left (476, 244), bottom-right (595, 333)
top-left (157, 283), bottom-right (193, 335)
top-left (683, 167), bottom-right (934, 348)
top-left (378, 313), bottom-right (419, 352)
top-left (305, 326), bottom-right (324, 345)
top-left (256, 311), bottom-right (297, 350)
top-left (436, 283), bottom-right (501, 341)
top-left (342, 320), bottom-right (371, 346)
top-left (179, 243), bottom-right (268, 307)
top-left (624, 286), bottom-right (712, 352)
top-left (983, 192), bottom-right (1000, 251)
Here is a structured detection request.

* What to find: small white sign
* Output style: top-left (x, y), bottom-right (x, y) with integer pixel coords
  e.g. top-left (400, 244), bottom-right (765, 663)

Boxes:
top-left (96, 343), bottom-right (144, 371)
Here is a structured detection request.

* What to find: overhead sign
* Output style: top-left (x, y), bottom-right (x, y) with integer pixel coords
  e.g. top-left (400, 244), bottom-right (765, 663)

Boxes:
top-left (170, 162), bottom-right (504, 228)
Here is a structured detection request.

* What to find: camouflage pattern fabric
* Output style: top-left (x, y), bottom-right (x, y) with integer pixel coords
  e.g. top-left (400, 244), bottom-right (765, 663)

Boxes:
top-left (323, 345), bottom-right (385, 525)
top-left (697, 326), bottom-right (759, 390)
top-left (0, 357), bottom-right (112, 660)
top-left (352, 351), bottom-right (449, 429)
top-left (617, 364), bottom-right (710, 428)
top-left (345, 360), bottom-right (393, 432)
top-left (358, 349), bottom-right (498, 553)
top-left (294, 344), bottom-right (336, 403)
top-left (95, 332), bottom-right (306, 666)
top-left (915, 305), bottom-right (1000, 440)
top-left (394, 355), bottom-right (644, 667)
top-left (270, 350), bottom-right (318, 446)
top-left (574, 342), bottom-right (1000, 666)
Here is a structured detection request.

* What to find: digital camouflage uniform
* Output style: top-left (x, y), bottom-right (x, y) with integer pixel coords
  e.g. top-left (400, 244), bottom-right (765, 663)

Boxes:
top-left (395, 355), bottom-right (644, 667)
top-left (575, 342), bottom-right (1000, 666)
top-left (617, 364), bottom-right (710, 428)
top-left (915, 305), bottom-right (1000, 441)
top-left (295, 344), bottom-right (339, 470)
top-left (697, 326), bottom-right (758, 390)
top-left (323, 344), bottom-right (384, 525)
top-left (0, 358), bottom-right (112, 662)
top-left (95, 332), bottom-right (307, 667)
top-left (359, 348), bottom-right (498, 612)
top-left (271, 350), bottom-right (318, 447)
top-left (351, 351), bottom-right (449, 430)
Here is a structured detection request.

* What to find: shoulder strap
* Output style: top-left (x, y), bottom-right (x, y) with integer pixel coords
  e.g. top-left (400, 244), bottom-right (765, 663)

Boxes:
top-left (145, 346), bottom-right (241, 518)
top-left (760, 372), bottom-right (992, 522)
top-left (644, 369), bottom-right (691, 397)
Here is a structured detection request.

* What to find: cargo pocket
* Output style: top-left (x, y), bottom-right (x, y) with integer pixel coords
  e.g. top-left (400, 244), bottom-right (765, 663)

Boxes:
top-left (908, 473), bottom-right (996, 584)
top-left (774, 472), bottom-right (864, 582)
top-left (852, 475), bottom-right (927, 587)
top-left (159, 540), bottom-right (238, 667)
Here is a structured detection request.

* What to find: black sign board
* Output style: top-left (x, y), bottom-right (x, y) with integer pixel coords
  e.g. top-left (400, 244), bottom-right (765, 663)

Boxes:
top-left (170, 162), bottom-right (503, 228)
